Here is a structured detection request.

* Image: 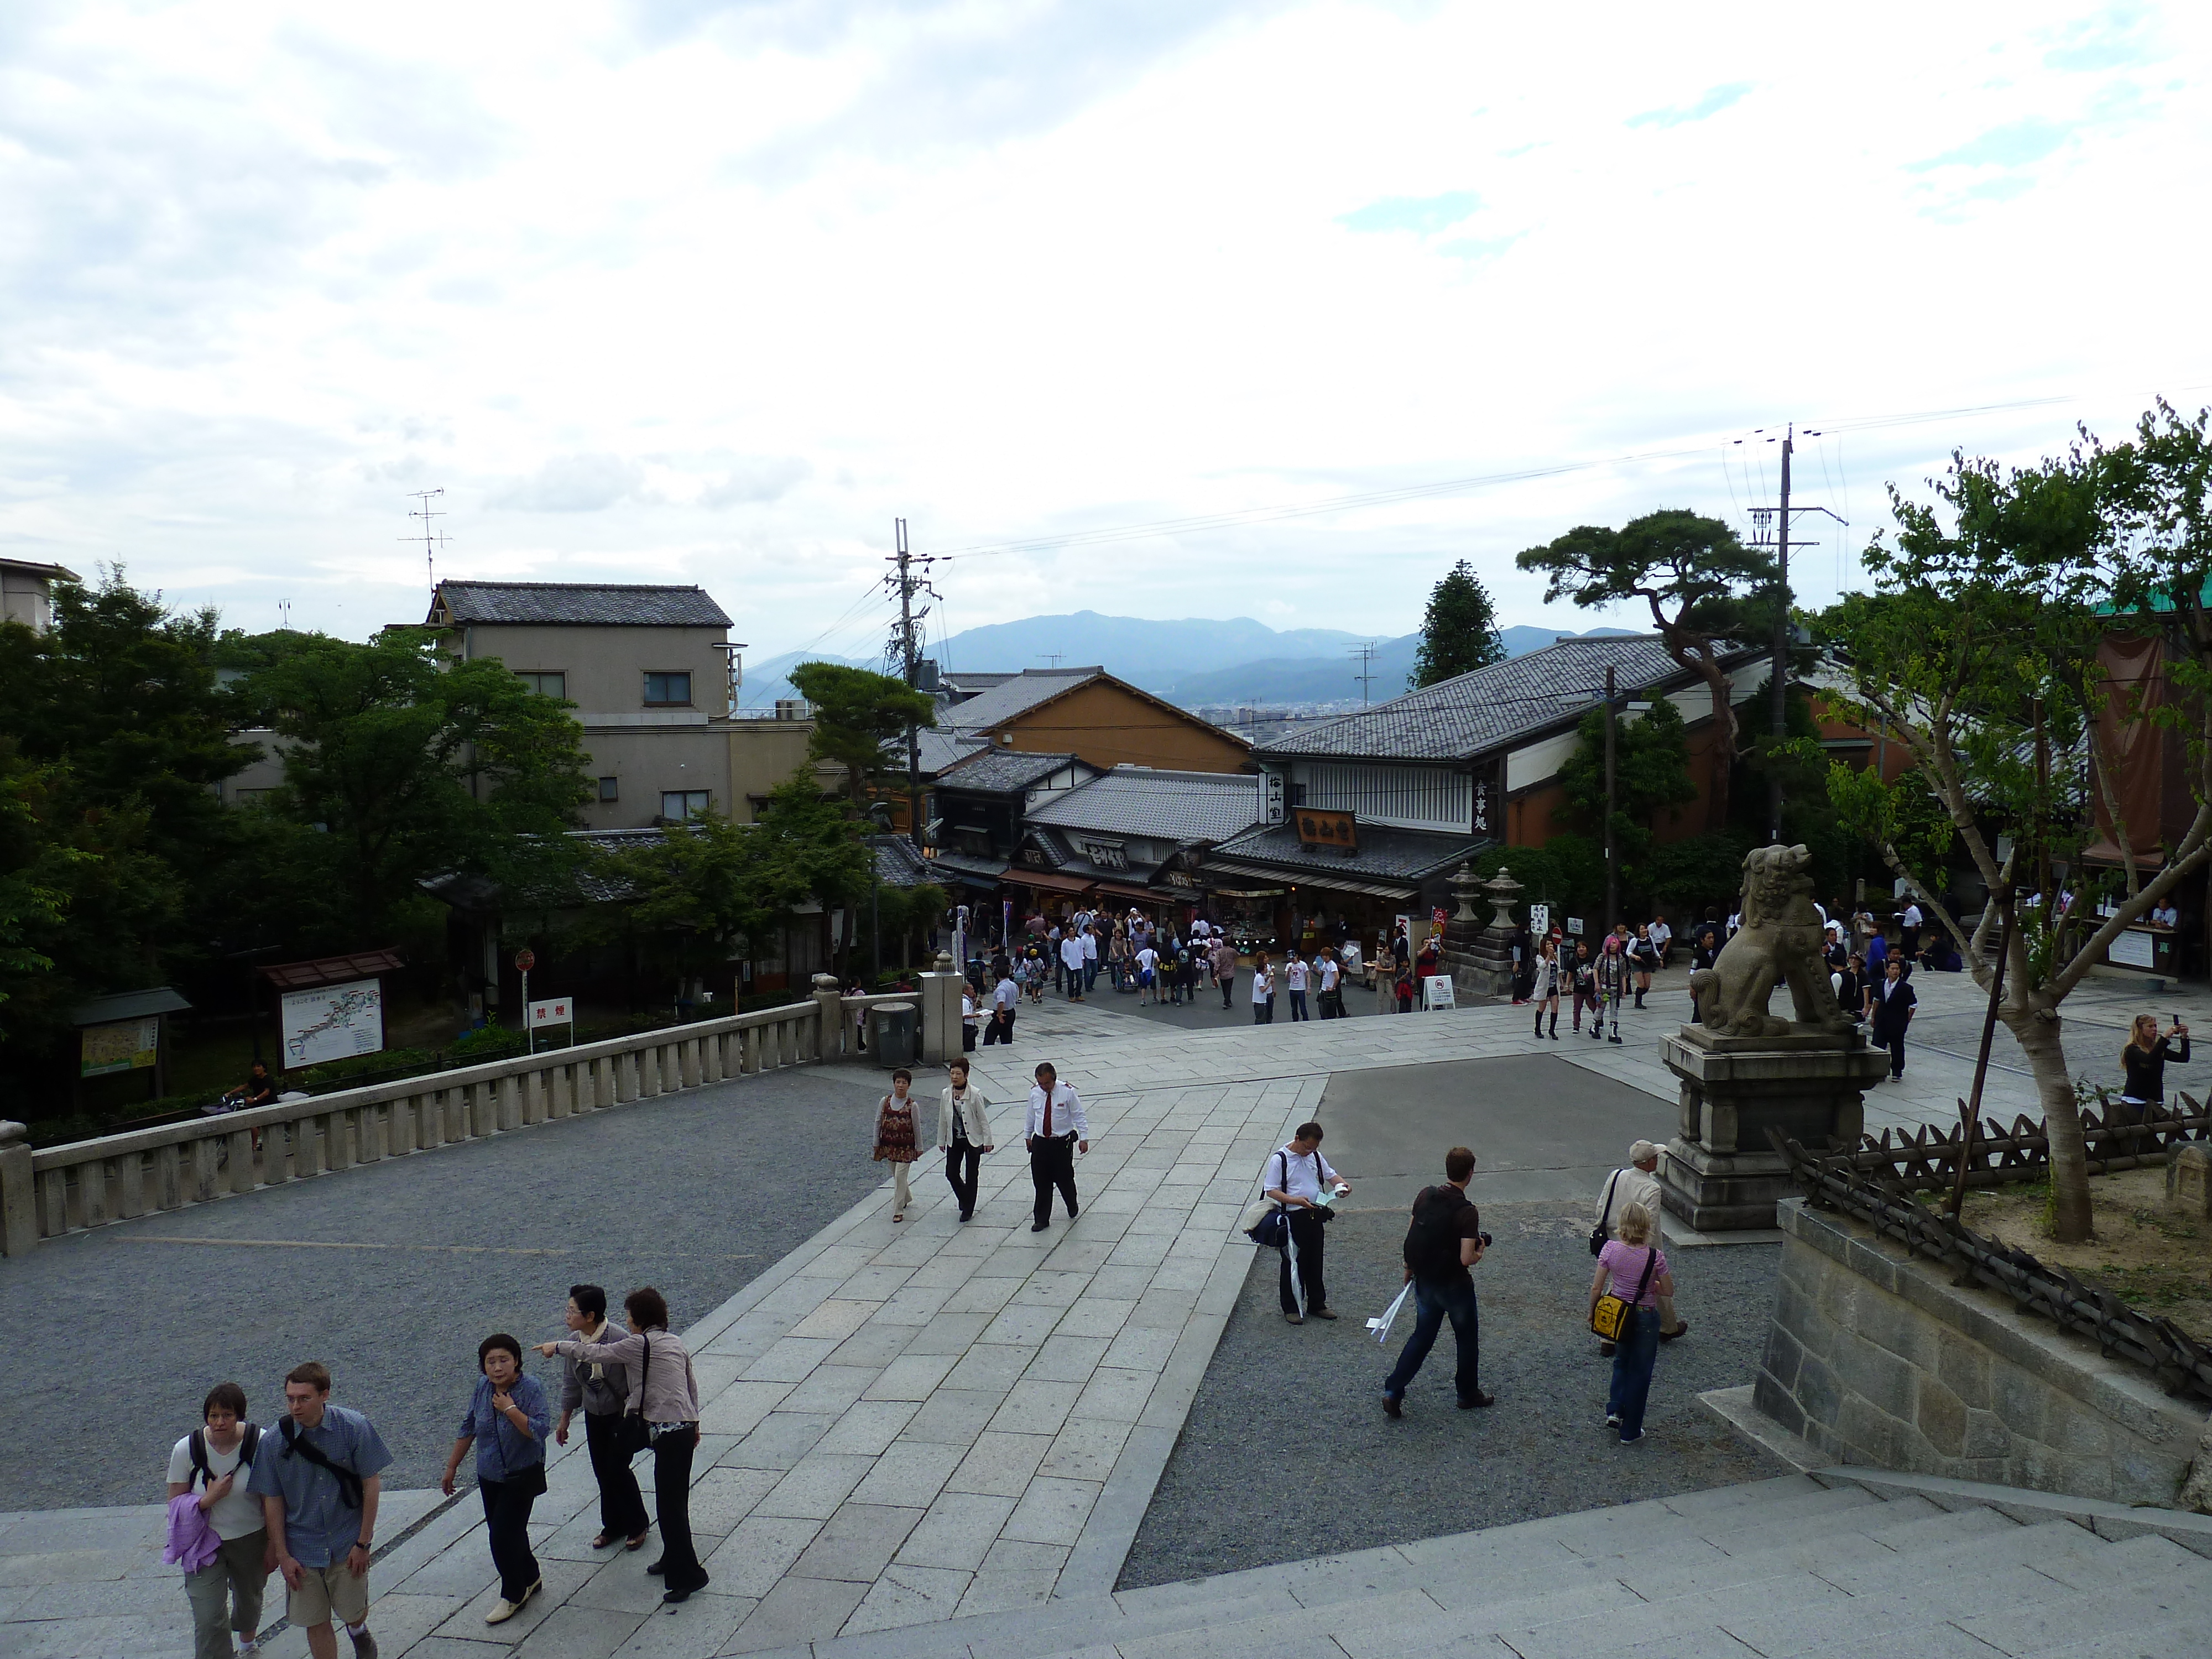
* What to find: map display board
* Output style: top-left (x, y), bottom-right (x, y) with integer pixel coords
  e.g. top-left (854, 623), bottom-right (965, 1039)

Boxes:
top-left (280, 977), bottom-right (384, 1070)
top-left (81, 1016), bottom-right (160, 1078)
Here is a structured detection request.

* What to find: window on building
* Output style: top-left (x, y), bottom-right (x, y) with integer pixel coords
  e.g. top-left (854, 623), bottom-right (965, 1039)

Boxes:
top-left (597, 776), bottom-right (619, 802)
top-left (1290, 783), bottom-right (1308, 806)
top-left (643, 671), bottom-right (692, 707)
top-left (661, 790), bottom-right (711, 820)
top-left (515, 671), bottom-right (566, 698)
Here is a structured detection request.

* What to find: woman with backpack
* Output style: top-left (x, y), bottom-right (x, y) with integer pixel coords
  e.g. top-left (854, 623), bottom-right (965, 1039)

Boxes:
top-left (1588, 1201), bottom-right (1674, 1443)
top-left (166, 1383), bottom-right (272, 1659)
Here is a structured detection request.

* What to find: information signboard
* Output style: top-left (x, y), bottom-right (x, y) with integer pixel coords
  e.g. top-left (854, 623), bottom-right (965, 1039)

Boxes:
top-left (528, 997), bottom-right (574, 1030)
top-left (280, 977), bottom-right (384, 1070)
top-left (1423, 975), bottom-right (1456, 1010)
top-left (81, 1016), bottom-right (159, 1078)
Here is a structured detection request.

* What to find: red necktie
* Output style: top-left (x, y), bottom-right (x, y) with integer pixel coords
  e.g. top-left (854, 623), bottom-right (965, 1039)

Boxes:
top-left (1042, 1091), bottom-right (1053, 1136)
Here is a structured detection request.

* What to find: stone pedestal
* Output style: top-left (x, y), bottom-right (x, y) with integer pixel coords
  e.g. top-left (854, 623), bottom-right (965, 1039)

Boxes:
top-left (1660, 1026), bottom-right (1888, 1232)
top-left (1440, 864), bottom-right (1519, 998)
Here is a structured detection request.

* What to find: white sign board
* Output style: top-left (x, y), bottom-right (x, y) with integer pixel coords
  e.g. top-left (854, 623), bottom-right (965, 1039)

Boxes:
top-left (1528, 903), bottom-right (1551, 936)
top-left (1422, 975), bottom-right (1455, 1010)
top-left (528, 997), bottom-right (574, 1029)
top-left (1566, 916), bottom-right (1584, 936)
top-left (280, 977), bottom-right (384, 1070)
top-left (2109, 929), bottom-right (2157, 970)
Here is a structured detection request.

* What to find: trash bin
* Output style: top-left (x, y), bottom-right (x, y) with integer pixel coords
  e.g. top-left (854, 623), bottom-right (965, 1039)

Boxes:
top-left (869, 1002), bottom-right (917, 1067)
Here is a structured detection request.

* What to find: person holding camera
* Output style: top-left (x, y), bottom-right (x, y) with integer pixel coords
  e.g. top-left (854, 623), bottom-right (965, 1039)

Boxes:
top-left (2120, 1013), bottom-right (2190, 1123)
top-left (1381, 1146), bottom-right (1493, 1415)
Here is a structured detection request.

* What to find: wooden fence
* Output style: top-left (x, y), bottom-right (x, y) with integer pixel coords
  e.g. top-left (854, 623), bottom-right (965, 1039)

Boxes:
top-left (1769, 1128), bottom-right (2212, 1405)
top-left (1820, 1092), bottom-right (2212, 1193)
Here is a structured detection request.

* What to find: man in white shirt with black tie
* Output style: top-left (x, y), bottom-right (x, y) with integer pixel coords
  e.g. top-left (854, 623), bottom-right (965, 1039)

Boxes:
top-left (1263, 1121), bottom-right (1349, 1323)
top-left (1024, 1062), bottom-right (1088, 1232)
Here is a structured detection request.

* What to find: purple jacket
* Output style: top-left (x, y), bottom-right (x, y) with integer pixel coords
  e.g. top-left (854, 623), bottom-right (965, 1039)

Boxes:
top-left (164, 1493), bottom-right (220, 1572)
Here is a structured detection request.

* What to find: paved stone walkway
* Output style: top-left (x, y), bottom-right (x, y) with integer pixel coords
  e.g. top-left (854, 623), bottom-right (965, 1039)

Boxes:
top-left (1, 977), bottom-right (2145, 1658)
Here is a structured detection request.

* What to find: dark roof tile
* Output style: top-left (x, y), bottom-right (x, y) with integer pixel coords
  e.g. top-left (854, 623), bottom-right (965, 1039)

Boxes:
top-left (432, 581), bottom-right (732, 628)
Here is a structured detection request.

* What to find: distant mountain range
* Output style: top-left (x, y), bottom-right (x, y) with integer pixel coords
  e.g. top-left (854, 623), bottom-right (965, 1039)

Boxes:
top-left (739, 612), bottom-right (1638, 712)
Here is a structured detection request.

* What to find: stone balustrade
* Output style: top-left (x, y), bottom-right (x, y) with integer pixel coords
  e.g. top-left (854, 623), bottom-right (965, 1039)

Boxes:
top-left (0, 968), bottom-right (962, 1259)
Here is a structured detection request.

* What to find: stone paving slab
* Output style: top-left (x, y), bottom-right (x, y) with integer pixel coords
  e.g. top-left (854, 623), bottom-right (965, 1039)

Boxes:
top-left (4, 989), bottom-right (2053, 1659)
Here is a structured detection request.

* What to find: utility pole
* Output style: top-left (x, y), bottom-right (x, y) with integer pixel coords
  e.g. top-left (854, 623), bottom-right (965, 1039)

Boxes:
top-left (1768, 426), bottom-right (1792, 844)
top-left (1604, 664), bottom-right (1619, 936)
top-left (886, 518), bottom-right (937, 852)
top-left (1350, 641), bottom-right (1378, 705)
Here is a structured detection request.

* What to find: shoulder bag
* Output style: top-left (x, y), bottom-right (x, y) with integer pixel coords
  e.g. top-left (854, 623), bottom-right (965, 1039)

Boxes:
top-left (277, 1419), bottom-right (363, 1510)
top-left (1589, 1169), bottom-right (1623, 1257)
top-left (615, 1333), bottom-right (652, 1459)
top-left (1590, 1244), bottom-right (1660, 1342)
top-left (1243, 1150), bottom-right (1292, 1248)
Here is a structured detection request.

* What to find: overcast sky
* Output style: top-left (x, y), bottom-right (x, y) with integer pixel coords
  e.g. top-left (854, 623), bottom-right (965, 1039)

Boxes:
top-left (4, 2), bottom-right (2205, 666)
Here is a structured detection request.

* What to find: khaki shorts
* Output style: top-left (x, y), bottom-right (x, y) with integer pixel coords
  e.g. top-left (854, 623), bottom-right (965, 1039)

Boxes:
top-left (286, 1559), bottom-right (370, 1630)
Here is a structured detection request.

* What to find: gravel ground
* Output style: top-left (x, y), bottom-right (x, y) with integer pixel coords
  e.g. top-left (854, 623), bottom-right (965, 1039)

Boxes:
top-left (1119, 1201), bottom-right (1787, 1589)
top-left (0, 1065), bottom-right (891, 1512)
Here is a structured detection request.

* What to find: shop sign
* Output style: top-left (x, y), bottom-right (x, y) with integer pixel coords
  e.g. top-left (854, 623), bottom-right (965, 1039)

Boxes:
top-left (1529, 903), bottom-right (1550, 935)
top-left (1264, 771), bottom-right (1286, 825)
top-left (1293, 808), bottom-right (1357, 852)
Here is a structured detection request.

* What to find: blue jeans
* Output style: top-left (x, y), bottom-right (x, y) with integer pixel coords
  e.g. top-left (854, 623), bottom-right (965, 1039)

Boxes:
top-left (1383, 1275), bottom-right (1479, 1401)
top-left (1288, 989), bottom-right (1309, 1020)
top-left (1607, 1307), bottom-right (1662, 1439)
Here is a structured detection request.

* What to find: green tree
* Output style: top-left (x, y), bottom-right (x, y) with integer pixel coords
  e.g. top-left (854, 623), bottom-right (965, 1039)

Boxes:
top-left (228, 628), bottom-right (595, 948)
top-left (786, 662), bottom-right (938, 806)
top-left (1556, 693), bottom-right (1700, 875)
top-left (1516, 510), bottom-right (1776, 831)
top-left (1409, 560), bottom-right (1506, 687)
top-left (1816, 422), bottom-right (2211, 1244)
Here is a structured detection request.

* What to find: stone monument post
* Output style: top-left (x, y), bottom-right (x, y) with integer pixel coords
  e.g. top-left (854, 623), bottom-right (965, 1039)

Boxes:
top-left (1443, 864), bottom-right (1520, 997)
top-left (1660, 843), bottom-right (1889, 1232)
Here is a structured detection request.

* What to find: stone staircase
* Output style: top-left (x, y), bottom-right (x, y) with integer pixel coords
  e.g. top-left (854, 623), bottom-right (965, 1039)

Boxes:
top-left (818, 1473), bottom-right (2211, 1659)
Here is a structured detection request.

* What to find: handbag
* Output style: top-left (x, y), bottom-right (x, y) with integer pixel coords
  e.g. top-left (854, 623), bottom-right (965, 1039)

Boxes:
top-left (1590, 1244), bottom-right (1660, 1342)
top-left (1243, 1150), bottom-right (1293, 1248)
top-left (615, 1332), bottom-right (651, 1459)
top-left (1589, 1169), bottom-right (1623, 1257)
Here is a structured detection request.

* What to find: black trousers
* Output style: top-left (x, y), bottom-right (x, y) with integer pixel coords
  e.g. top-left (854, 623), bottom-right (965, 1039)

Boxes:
top-left (983, 1010), bottom-right (1014, 1045)
top-left (651, 1425), bottom-right (706, 1593)
top-left (1878, 1029), bottom-right (1906, 1077)
top-left (962, 1024), bottom-right (977, 1052)
top-left (1279, 1209), bottom-right (1327, 1314)
top-left (1221, 978), bottom-right (1235, 1009)
top-left (1030, 1135), bottom-right (1077, 1224)
top-left (945, 1140), bottom-right (982, 1217)
top-left (583, 1409), bottom-right (650, 1541)
top-left (479, 1470), bottom-right (544, 1603)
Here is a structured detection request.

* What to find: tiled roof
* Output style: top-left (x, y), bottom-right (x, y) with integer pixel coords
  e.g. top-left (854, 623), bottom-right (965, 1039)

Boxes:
top-left (432, 581), bottom-right (733, 628)
top-left (1255, 634), bottom-right (1752, 762)
top-left (937, 749), bottom-right (1088, 794)
top-left (1026, 767), bottom-right (1261, 843)
top-left (914, 729), bottom-right (990, 777)
top-left (1206, 821), bottom-right (1494, 885)
top-left (938, 668), bottom-right (1104, 731)
top-left (870, 835), bottom-right (937, 889)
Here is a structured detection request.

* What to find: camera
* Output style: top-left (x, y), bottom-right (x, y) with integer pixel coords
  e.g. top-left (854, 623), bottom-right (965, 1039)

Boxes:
top-left (1479, 1232), bottom-right (1493, 1247)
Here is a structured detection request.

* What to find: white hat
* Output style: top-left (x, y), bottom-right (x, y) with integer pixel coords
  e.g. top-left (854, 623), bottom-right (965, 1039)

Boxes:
top-left (1630, 1139), bottom-right (1661, 1165)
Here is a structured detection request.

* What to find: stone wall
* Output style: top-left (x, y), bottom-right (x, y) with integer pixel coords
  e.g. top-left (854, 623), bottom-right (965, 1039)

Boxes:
top-left (1755, 1198), bottom-right (2209, 1507)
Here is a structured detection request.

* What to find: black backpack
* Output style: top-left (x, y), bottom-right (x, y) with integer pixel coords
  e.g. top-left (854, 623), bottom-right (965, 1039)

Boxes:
top-left (1403, 1186), bottom-right (1469, 1280)
top-left (187, 1423), bottom-right (260, 1489)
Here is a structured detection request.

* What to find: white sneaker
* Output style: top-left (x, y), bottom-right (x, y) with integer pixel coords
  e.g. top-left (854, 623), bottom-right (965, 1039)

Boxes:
top-left (485, 1600), bottom-right (521, 1625)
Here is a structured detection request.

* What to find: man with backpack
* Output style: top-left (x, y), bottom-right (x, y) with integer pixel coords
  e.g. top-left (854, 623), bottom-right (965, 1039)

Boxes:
top-left (1381, 1146), bottom-right (1494, 1415)
top-left (166, 1383), bottom-right (273, 1659)
top-left (248, 1361), bottom-right (392, 1659)
top-left (1261, 1121), bottom-right (1348, 1323)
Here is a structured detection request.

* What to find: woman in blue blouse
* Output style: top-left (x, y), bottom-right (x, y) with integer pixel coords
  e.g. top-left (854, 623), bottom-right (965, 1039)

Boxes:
top-left (441, 1334), bottom-right (552, 1625)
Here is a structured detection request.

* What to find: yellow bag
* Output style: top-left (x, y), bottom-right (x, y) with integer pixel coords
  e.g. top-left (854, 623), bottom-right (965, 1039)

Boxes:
top-left (1589, 1245), bottom-right (1658, 1340)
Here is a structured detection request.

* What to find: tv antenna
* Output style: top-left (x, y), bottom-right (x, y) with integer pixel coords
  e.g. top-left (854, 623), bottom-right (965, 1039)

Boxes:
top-left (1349, 640), bottom-right (1378, 704)
top-left (1038, 653), bottom-right (1064, 669)
top-left (404, 488), bottom-right (448, 591)
top-left (278, 599), bottom-right (293, 631)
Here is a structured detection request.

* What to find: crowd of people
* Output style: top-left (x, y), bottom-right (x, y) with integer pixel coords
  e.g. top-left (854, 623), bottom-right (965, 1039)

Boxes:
top-left (162, 1281), bottom-right (709, 1659)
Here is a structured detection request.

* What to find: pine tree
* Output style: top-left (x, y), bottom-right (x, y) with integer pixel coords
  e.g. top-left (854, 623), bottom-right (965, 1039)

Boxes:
top-left (1409, 560), bottom-right (1506, 687)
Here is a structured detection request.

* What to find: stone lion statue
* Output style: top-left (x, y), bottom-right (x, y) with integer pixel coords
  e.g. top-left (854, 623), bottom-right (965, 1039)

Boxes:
top-left (1688, 843), bottom-right (1856, 1038)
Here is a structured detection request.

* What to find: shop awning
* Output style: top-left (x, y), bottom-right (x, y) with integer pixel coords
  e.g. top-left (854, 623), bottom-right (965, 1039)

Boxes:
top-left (1202, 858), bottom-right (1416, 901)
top-left (1094, 881), bottom-right (1170, 906)
top-left (2079, 839), bottom-right (2166, 870)
top-left (1008, 870), bottom-right (1098, 897)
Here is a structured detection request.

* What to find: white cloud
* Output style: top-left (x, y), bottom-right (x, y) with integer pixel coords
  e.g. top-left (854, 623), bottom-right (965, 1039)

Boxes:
top-left (1, 0), bottom-right (2208, 656)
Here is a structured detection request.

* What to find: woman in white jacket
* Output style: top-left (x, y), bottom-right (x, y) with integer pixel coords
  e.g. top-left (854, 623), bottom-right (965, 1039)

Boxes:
top-left (1530, 936), bottom-right (1562, 1041)
top-left (938, 1057), bottom-right (996, 1223)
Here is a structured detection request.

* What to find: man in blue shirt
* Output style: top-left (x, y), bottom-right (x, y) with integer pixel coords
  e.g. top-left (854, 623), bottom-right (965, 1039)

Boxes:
top-left (248, 1361), bottom-right (392, 1659)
